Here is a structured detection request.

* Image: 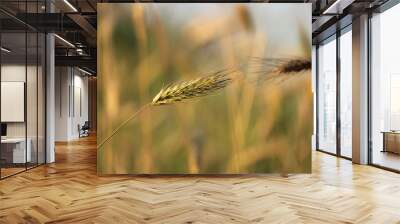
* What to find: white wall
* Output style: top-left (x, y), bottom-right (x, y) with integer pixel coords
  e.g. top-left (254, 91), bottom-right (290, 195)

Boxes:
top-left (55, 67), bottom-right (70, 141)
top-left (1, 65), bottom-right (27, 141)
top-left (55, 67), bottom-right (89, 141)
top-left (1, 65), bottom-right (36, 137)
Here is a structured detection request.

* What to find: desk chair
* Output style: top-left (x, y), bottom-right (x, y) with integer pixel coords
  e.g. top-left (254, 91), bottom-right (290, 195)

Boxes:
top-left (79, 121), bottom-right (90, 138)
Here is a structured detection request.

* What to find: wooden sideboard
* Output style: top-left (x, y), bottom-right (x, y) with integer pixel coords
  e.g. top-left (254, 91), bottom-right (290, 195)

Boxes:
top-left (382, 131), bottom-right (400, 154)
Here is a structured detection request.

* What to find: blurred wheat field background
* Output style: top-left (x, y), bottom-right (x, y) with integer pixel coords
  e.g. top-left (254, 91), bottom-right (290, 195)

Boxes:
top-left (97, 3), bottom-right (312, 174)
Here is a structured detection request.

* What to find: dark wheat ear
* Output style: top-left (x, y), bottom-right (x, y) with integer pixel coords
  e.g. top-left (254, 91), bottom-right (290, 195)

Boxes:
top-left (245, 57), bottom-right (311, 85)
top-left (246, 57), bottom-right (311, 73)
top-left (276, 58), bottom-right (311, 73)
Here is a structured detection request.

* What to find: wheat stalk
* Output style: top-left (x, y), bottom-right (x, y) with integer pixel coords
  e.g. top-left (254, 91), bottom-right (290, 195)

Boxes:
top-left (97, 104), bottom-right (150, 149)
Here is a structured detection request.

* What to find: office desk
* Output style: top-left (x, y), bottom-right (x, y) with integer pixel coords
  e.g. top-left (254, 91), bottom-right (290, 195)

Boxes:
top-left (382, 131), bottom-right (400, 154)
top-left (1, 138), bottom-right (31, 163)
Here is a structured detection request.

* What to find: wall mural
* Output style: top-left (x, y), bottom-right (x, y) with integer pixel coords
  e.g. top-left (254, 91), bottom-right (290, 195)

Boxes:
top-left (97, 3), bottom-right (312, 174)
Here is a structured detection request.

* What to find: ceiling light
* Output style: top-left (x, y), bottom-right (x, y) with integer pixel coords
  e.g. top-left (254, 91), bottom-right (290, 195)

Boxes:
top-left (1, 47), bottom-right (11, 53)
top-left (323, 0), bottom-right (342, 14)
top-left (322, 0), bottom-right (355, 14)
top-left (63, 0), bottom-right (78, 12)
top-left (54, 34), bottom-right (75, 48)
top-left (78, 67), bottom-right (93, 76)
top-left (76, 48), bottom-right (86, 55)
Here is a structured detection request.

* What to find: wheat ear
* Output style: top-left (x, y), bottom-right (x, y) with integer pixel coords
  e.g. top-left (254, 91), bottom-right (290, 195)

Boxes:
top-left (276, 58), bottom-right (311, 73)
top-left (246, 58), bottom-right (311, 85)
top-left (151, 70), bottom-right (234, 105)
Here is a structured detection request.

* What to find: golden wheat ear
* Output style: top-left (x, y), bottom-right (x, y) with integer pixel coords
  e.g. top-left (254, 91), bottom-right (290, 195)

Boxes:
top-left (151, 69), bottom-right (236, 106)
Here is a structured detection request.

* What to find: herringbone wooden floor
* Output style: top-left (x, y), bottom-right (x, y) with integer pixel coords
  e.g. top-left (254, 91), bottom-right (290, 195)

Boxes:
top-left (1, 136), bottom-right (400, 224)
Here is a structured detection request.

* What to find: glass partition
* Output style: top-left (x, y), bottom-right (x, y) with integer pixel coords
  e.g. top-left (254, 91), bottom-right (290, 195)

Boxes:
top-left (1, 30), bottom-right (28, 177)
top-left (0, 2), bottom-right (46, 179)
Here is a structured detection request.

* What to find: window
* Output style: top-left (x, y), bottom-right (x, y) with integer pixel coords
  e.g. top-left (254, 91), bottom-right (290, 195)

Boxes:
top-left (317, 36), bottom-right (337, 154)
top-left (339, 27), bottom-right (352, 158)
top-left (371, 3), bottom-right (400, 171)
